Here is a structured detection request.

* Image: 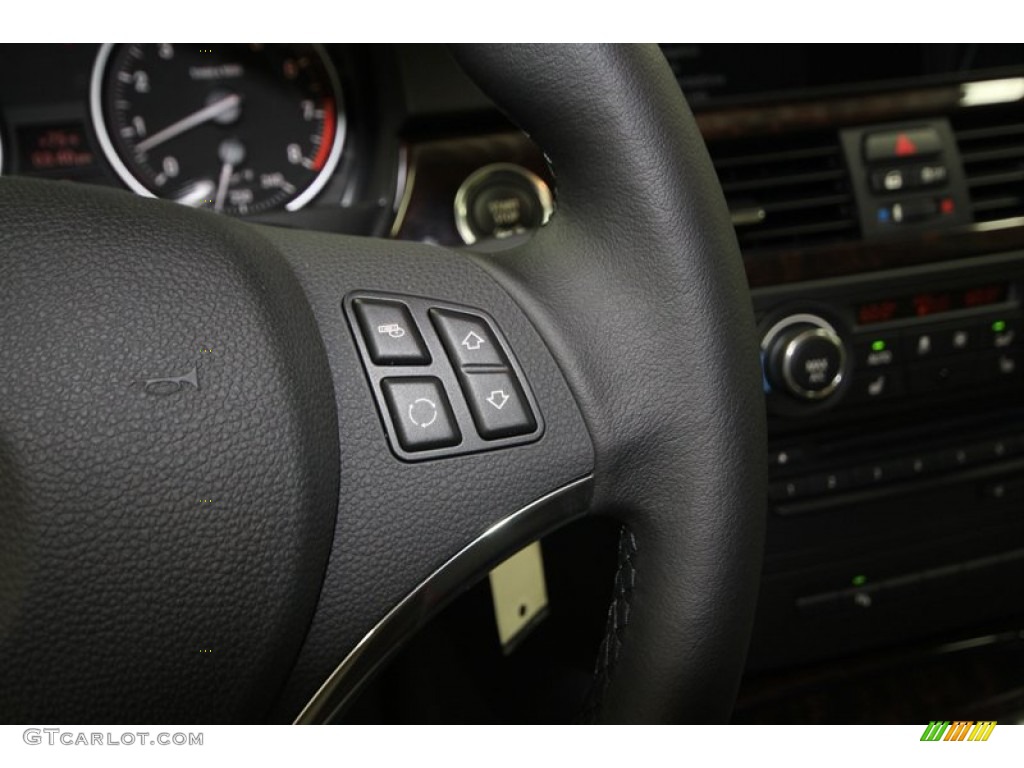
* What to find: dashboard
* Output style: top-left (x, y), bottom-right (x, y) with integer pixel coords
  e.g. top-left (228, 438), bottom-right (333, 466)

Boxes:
top-left (2, 43), bottom-right (1023, 723)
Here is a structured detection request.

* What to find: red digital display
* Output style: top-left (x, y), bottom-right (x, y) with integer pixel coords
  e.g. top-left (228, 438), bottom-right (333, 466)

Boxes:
top-left (912, 292), bottom-right (953, 317)
top-left (17, 123), bottom-right (95, 173)
top-left (857, 284), bottom-right (1008, 326)
top-left (856, 300), bottom-right (899, 325)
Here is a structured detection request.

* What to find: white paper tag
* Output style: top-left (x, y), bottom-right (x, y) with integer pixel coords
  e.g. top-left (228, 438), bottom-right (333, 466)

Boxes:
top-left (488, 541), bottom-right (549, 653)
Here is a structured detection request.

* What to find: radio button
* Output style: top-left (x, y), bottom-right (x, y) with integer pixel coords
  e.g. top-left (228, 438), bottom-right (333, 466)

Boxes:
top-left (816, 470), bottom-right (852, 495)
top-left (768, 446), bottom-right (805, 470)
top-left (768, 479), bottom-right (802, 501)
top-left (982, 478), bottom-right (1024, 502)
top-left (852, 463), bottom-right (889, 487)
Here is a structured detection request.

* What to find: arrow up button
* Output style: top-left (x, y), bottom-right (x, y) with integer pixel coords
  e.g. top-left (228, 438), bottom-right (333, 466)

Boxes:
top-left (429, 309), bottom-right (506, 368)
top-left (461, 371), bottom-right (536, 439)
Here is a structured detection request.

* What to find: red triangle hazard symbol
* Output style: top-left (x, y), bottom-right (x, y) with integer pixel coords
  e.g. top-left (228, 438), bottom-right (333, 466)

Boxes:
top-left (894, 133), bottom-right (918, 157)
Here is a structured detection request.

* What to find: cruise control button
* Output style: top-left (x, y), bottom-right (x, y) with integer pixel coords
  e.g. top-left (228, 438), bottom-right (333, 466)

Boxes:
top-left (381, 378), bottom-right (460, 452)
top-left (353, 299), bottom-right (430, 365)
top-left (459, 371), bottom-right (536, 439)
top-left (430, 309), bottom-right (506, 368)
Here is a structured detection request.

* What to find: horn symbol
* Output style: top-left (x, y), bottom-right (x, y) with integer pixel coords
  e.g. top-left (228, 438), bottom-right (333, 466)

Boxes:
top-left (143, 365), bottom-right (199, 396)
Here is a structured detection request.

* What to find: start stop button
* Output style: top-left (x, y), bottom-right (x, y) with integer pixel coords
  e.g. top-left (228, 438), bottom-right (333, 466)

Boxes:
top-left (454, 163), bottom-right (554, 245)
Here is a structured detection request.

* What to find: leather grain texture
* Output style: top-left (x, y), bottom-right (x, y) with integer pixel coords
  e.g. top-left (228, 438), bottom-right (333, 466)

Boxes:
top-left (0, 179), bottom-right (338, 723)
top-left (453, 44), bottom-right (768, 723)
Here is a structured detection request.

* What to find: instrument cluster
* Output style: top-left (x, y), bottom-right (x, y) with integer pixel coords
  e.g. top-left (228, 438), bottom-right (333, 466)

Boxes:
top-left (0, 44), bottom-right (402, 236)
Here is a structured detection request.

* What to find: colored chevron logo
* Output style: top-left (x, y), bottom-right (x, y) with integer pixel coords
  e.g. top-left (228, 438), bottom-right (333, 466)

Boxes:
top-left (920, 720), bottom-right (997, 742)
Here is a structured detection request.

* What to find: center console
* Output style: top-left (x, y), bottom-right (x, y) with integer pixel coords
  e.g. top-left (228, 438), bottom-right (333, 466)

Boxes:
top-left (749, 252), bottom-right (1024, 668)
top-left (732, 102), bottom-right (1024, 669)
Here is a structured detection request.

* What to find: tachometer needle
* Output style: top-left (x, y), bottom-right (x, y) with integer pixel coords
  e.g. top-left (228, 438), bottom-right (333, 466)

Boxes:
top-left (135, 94), bottom-right (242, 154)
top-left (213, 162), bottom-right (234, 213)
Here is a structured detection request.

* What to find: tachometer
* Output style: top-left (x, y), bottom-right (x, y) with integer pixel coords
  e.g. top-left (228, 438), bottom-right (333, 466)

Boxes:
top-left (91, 43), bottom-right (344, 215)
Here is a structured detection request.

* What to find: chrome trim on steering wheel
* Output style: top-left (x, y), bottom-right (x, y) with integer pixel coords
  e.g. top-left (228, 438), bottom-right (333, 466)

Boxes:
top-left (294, 474), bottom-right (594, 724)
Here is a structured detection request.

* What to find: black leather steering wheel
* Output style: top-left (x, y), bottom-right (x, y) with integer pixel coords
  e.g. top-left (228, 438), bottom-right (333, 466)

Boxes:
top-left (0, 44), bottom-right (765, 724)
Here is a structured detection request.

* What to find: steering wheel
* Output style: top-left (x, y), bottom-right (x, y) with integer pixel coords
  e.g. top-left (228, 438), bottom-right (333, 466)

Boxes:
top-left (0, 44), bottom-right (765, 724)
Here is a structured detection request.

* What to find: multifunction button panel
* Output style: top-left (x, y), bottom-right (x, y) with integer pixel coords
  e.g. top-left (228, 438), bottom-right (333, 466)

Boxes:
top-left (840, 119), bottom-right (972, 239)
top-left (346, 293), bottom-right (543, 461)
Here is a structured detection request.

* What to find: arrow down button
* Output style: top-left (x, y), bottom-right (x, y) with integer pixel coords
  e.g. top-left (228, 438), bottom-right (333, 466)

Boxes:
top-left (460, 371), bottom-right (536, 439)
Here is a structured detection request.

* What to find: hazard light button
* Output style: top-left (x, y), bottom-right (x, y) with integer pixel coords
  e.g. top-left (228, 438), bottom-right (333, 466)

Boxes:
top-left (864, 127), bottom-right (942, 162)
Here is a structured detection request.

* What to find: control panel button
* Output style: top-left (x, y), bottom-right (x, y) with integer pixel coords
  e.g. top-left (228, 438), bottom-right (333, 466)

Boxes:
top-left (769, 472), bottom-right (850, 502)
top-left (985, 318), bottom-right (1019, 349)
top-left (381, 378), bottom-right (460, 452)
top-left (784, 329), bottom-right (845, 397)
top-left (864, 127), bottom-right (942, 162)
top-left (852, 463), bottom-right (889, 487)
top-left (769, 446), bottom-right (805, 470)
top-left (904, 325), bottom-right (976, 359)
top-left (847, 370), bottom-right (905, 403)
top-left (875, 197), bottom-right (957, 226)
top-left (811, 470), bottom-right (852, 496)
top-left (429, 309), bottom-right (506, 368)
top-left (762, 315), bottom-right (849, 405)
top-left (853, 335), bottom-right (900, 368)
top-left (353, 299), bottom-right (430, 365)
top-left (870, 163), bottom-right (948, 193)
top-left (938, 325), bottom-right (977, 355)
top-left (459, 371), bottom-right (536, 439)
top-left (978, 349), bottom-right (1021, 383)
top-left (453, 164), bottom-right (554, 245)
top-left (768, 479), bottom-right (801, 502)
top-left (906, 329), bottom-right (938, 359)
top-left (982, 478), bottom-right (1024, 502)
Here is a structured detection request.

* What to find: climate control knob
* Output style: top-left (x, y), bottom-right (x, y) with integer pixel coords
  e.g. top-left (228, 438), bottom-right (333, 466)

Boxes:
top-left (762, 316), bottom-right (847, 401)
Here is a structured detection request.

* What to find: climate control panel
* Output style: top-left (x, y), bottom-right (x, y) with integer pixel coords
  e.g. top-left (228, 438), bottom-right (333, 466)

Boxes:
top-left (759, 278), bottom-right (1022, 419)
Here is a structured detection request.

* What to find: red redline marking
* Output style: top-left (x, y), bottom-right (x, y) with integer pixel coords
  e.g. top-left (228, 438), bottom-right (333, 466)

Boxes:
top-left (311, 98), bottom-right (336, 172)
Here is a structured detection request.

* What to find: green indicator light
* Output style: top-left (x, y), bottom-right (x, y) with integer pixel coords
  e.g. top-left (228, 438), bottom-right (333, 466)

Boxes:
top-left (992, 320), bottom-right (1007, 333)
top-left (852, 574), bottom-right (867, 587)
top-left (871, 340), bottom-right (886, 352)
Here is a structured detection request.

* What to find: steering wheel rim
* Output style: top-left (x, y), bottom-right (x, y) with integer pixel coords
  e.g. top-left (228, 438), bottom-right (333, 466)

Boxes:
top-left (0, 43), bottom-right (765, 724)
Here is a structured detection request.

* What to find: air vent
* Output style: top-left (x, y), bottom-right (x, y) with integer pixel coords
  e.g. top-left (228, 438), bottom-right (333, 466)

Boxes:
top-left (704, 131), bottom-right (860, 252)
top-left (953, 104), bottom-right (1024, 224)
